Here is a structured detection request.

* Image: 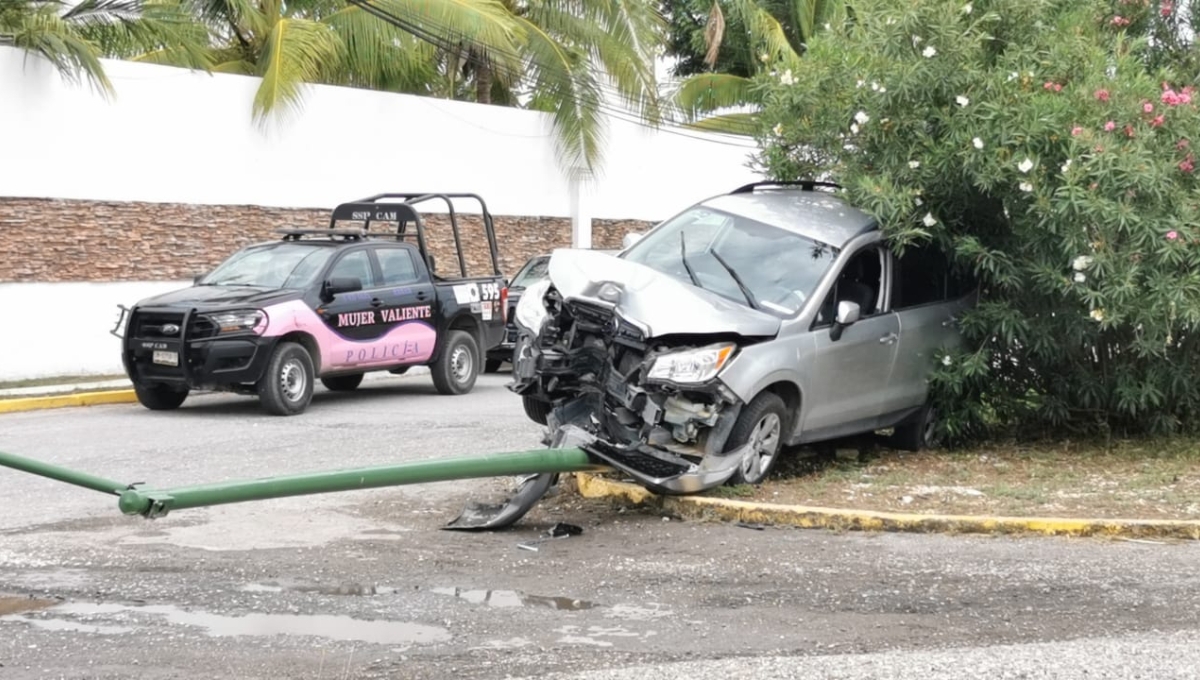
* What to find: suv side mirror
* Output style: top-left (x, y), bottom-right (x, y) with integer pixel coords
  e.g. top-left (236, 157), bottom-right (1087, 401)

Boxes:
top-left (323, 276), bottom-right (362, 301)
top-left (830, 300), bottom-right (861, 342)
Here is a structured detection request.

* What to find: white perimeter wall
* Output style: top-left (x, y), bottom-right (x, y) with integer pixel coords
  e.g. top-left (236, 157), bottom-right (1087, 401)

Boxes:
top-left (0, 46), bottom-right (763, 381)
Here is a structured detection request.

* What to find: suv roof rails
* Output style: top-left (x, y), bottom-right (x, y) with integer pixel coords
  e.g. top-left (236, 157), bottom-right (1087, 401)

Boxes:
top-left (730, 180), bottom-right (843, 194)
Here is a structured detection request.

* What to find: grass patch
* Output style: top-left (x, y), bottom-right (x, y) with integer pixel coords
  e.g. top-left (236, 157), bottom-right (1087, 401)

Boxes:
top-left (0, 374), bottom-right (127, 390)
top-left (747, 436), bottom-right (1200, 520)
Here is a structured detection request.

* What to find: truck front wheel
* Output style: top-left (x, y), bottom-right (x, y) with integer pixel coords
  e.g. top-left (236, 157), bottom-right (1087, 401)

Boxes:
top-left (258, 342), bottom-right (314, 415)
top-left (432, 330), bottom-right (479, 395)
top-left (133, 382), bottom-right (189, 411)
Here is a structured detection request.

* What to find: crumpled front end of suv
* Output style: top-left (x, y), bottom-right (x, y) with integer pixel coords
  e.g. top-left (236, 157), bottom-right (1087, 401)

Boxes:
top-left (508, 250), bottom-right (779, 494)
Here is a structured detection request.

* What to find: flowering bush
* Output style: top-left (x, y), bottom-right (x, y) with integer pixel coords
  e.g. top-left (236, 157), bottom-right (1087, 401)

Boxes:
top-left (755, 0), bottom-right (1200, 441)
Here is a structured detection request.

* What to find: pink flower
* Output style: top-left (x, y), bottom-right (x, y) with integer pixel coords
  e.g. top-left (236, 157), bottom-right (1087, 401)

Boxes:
top-left (1125, 124), bottom-right (1136, 138)
top-left (1152, 115), bottom-right (1165, 127)
top-left (1095, 89), bottom-right (1110, 102)
top-left (1167, 230), bottom-right (1179, 240)
top-left (1144, 102), bottom-right (1155, 113)
top-left (1163, 1), bottom-right (1173, 16)
top-left (1163, 90), bottom-right (1181, 105)
top-left (1111, 15), bottom-right (1131, 27)
top-left (1044, 82), bottom-right (1054, 90)
top-left (1182, 92), bottom-right (1193, 105)
top-left (1071, 126), bottom-right (1083, 136)
top-left (1054, 83), bottom-right (1063, 92)
top-left (1104, 120), bottom-right (1116, 131)
top-left (1180, 156), bottom-right (1195, 173)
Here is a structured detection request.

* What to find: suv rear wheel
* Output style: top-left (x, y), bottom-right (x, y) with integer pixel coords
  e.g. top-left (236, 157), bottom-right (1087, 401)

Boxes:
top-left (725, 392), bottom-right (788, 486)
top-left (887, 404), bottom-right (939, 452)
top-left (258, 342), bottom-right (314, 415)
top-left (133, 382), bottom-right (189, 411)
top-left (432, 330), bottom-right (479, 395)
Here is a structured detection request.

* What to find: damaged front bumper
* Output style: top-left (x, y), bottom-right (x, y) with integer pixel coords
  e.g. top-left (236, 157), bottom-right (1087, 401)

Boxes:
top-left (509, 297), bottom-right (750, 495)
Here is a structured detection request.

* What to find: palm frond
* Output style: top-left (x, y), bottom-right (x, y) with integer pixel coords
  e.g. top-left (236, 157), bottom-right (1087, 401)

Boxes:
top-left (322, 5), bottom-right (438, 92)
top-left (726, 0), bottom-right (800, 66)
top-left (5, 6), bottom-right (113, 94)
top-left (679, 110), bottom-right (759, 136)
top-left (252, 16), bottom-right (340, 125)
top-left (792, 0), bottom-right (833, 46)
top-left (78, 0), bottom-right (213, 70)
top-left (672, 72), bottom-right (754, 120)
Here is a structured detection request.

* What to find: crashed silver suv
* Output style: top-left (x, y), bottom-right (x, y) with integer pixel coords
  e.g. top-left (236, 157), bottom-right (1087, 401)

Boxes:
top-left (509, 181), bottom-right (976, 494)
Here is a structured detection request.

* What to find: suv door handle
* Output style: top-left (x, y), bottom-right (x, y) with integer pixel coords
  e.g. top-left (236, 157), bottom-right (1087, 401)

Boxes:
top-left (879, 332), bottom-right (898, 345)
top-left (416, 291), bottom-right (428, 301)
top-left (370, 298), bottom-right (383, 307)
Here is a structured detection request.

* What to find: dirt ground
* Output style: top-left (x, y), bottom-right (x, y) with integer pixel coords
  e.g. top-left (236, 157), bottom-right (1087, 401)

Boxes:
top-left (683, 437), bottom-right (1200, 520)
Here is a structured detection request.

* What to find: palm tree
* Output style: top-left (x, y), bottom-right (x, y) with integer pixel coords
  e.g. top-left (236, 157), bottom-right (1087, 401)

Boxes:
top-left (161, 0), bottom-right (665, 176)
top-left (0, 0), bottom-right (210, 96)
top-left (668, 0), bottom-right (834, 135)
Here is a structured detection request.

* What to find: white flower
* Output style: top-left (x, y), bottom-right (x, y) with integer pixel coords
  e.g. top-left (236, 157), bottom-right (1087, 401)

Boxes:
top-left (1019, 181), bottom-right (1034, 192)
top-left (772, 123), bottom-right (783, 136)
top-left (1007, 71), bottom-right (1019, 82)
top-left (922, 212), bottom-right (937, 227)
top-left (1072, 255), bottom-right (1093, 271)
top-left (909, 160), bottom-right (921, 169)
top-left (972, 137), bottom-right (984, 149)
top-left (1061, 159), bottom-right (1072, 174)
top-left (915, 197), bottom-right (924, 206)
top-left (871, 81), bottom-right (881, 91)
top-left (824, 22), bottom-right (831, 31)
top-left (962, 2), bottom-right (972, 13)
top-left (1090, 308), bottom-right (1105, 322)
top-left (912, 35), bottom-right (923, 44)
top-left (1017, 158), bottom-right (1034, 173)
top-left (856, 79), bottom-right (865, 88)
top-left (850, 123), bottom-right (860, 134)
top-left (956, 95), bottom-right (970, 107)
top-left (886, 17), bottom-right (896, 25)
top-left (854, 110), bottom-right (870, 125)
top-left (879, 86), bottom-right (887, 93)
top-left (923, 45), bottom-right (937, 58)
top-left (780, 69), bottom-right (795, 85)
top-left (942, 355), bottom-right (953, 366)
top-left (1073, 272), bottom-right (1087, 283)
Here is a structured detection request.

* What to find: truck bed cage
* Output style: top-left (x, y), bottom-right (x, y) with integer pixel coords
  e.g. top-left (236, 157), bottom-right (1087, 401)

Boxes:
top-left (322, 192), bottom-right (502, 280)
top-left (277, 227), bottom-right (366, 241)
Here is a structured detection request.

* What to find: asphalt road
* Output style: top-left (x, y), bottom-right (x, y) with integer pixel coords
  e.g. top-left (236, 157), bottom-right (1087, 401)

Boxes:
top-left (2, 372), bottom-right (1200, 679)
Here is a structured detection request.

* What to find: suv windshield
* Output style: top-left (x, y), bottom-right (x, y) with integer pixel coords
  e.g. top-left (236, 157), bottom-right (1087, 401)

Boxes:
top-left (201, 243), bottom-right (335, 289)
top-left (621, 206), bottom-right (838, 316)
top-left (510, 256), bottom-right (550, 289)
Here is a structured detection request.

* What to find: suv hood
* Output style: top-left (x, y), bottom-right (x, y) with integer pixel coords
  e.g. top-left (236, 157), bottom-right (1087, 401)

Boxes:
top-left (137, 285), bottom-right (300, 308)
top-left (547, 249), bottom-right (781, 338)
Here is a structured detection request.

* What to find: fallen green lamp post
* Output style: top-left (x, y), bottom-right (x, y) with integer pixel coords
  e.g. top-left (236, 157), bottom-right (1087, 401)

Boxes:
top-left (0, 447), bottom-right (610, 530)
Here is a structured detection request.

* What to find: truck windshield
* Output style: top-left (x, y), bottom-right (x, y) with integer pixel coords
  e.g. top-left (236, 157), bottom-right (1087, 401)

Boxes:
top-left (621, 207), bottom-right (838, 317)
top-left (510, 257), bottom-right (550, 289)
top-left (201, 243), bottom-right (335, 289)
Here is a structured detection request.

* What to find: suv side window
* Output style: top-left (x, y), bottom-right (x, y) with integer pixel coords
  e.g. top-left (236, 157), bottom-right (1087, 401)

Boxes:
top-left (376, 247), bottom-right (419, 286)
top-left (815, 246), bottom-right (885, 326)
top-left (328, 250), bottom-right (374, 288)
top-left (893, 243), bottom-right (976, 309)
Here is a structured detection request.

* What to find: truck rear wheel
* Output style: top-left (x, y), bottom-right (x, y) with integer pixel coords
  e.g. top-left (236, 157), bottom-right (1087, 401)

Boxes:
top-left (133, 382), bottom-right (189, 411)
top-left (321, 373), bottom-right (363, 391)
top-left (432, 330), bottom-right (479, 395)
top-left (257, 342), bottom-right (314, 415)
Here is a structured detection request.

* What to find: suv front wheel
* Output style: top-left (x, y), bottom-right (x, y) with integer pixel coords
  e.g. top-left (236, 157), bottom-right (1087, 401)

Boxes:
top-left (725, 392), bottom-right (788, 486)
top-left (258, 342), bottom-right (314, 415)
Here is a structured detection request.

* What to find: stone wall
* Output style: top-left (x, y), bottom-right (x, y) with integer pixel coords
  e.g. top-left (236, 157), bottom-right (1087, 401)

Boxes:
top-left (0, 197), bottom-right (657, 283)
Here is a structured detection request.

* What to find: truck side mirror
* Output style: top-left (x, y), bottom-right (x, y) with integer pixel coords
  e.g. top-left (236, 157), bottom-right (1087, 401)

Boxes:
top-left (193, 271), bottom-right (208, 285)
top-left (830, 300), bottom-right (861, 342)
top-left (323, 276), bottom-right (362, 301)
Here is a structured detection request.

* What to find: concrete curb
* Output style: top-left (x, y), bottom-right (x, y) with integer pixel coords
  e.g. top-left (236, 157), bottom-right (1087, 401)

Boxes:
top-left (0, 390), bottom-right (139, 414)
top-left (574, 473), bottom-right (1200, 541)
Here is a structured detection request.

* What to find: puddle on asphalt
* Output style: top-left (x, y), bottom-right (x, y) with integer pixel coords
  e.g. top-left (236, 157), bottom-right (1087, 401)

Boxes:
top-left (0, 594), bottom-right (56, 616)
top-left (432, 587), bottom-right (596, 611)
top-left (6, 602), bottom-right (449, 646)
top-left (242, 580), bottom-right (396, 596)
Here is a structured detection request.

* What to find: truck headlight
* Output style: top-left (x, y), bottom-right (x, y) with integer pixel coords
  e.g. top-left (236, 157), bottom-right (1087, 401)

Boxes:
top-left (515, 280), bottom-right (551, 333)
top-left (204, 309), bottom-right (267, 335)
top-left (646, 344), bottom-right (736, 384)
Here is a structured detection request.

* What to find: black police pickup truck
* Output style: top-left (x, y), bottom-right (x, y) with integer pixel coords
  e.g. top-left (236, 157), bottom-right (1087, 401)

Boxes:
top-left (112, 193), bottom-right (509, 416)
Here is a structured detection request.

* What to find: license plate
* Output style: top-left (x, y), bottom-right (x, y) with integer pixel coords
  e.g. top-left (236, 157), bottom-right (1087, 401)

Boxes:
top-left (152, 350), bottom-right (179, 366)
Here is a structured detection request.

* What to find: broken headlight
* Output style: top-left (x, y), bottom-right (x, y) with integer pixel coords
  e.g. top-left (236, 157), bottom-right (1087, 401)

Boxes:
top-left (646, 343), bottom-right (735, 384)
top-left (515, 279), bottom-right (552, 332)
